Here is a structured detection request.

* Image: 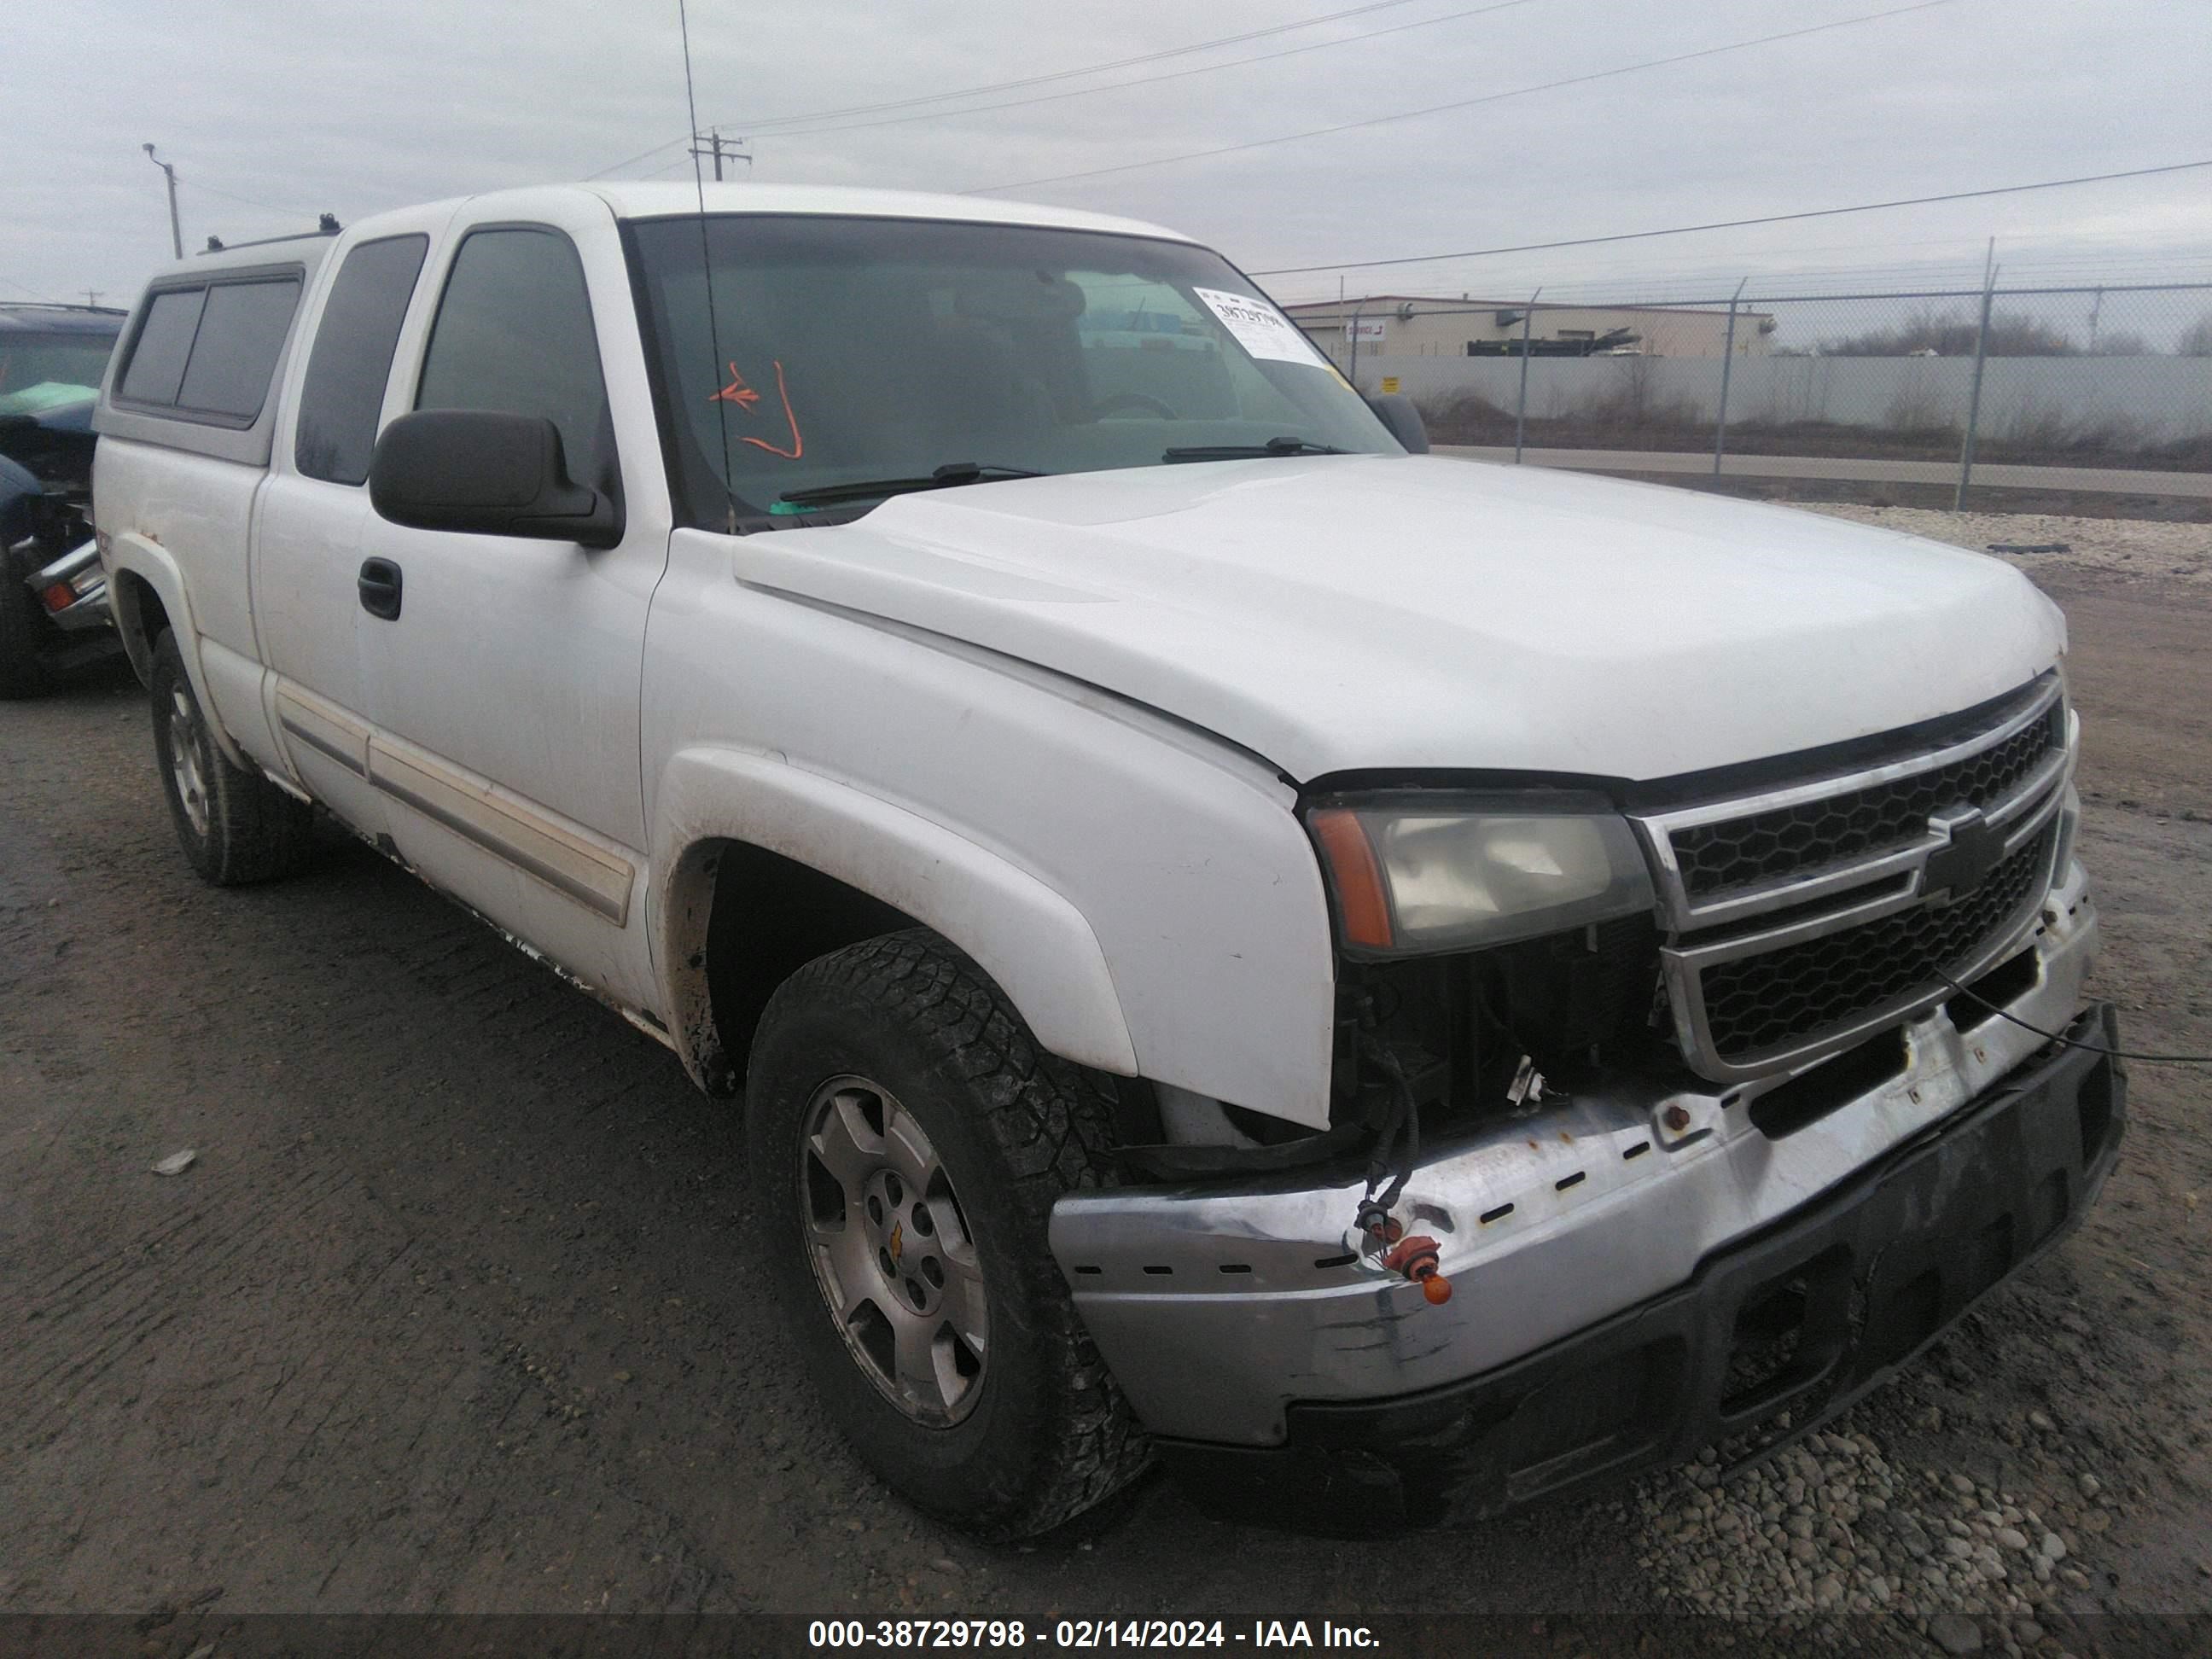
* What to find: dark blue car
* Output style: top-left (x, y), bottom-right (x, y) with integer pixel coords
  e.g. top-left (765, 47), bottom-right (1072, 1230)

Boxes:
top-left (1, 301), bottom-right (125, 696)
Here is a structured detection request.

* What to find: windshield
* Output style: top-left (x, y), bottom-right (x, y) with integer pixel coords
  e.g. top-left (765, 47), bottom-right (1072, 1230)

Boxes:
top-left (0, 332), bottom-right (119, 415)
top-left (626, 214), bottom-right (1399, 526)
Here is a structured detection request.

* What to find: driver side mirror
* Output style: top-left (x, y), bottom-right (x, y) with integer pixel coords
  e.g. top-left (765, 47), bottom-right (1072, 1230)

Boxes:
top-left (1364, 393), bottom-right (1429, 455)
top-left (369, 410), bottom-right (621, 549)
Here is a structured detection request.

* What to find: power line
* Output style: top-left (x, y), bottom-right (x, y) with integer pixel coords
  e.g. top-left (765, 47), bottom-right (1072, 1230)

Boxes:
top-left (969, 0), bottom-right (1953, 194)
top-left (734, 0), bottom-right (1425, 132)
top-left (586, 0), bottom-right (1426, 178)
top-left (722, 0), bottom-right (1540, 142)
top-left (1249, 160), bottom-right (2212, 276)
top-left (1278, 277), bottom-right (2212, 315)
top-left (1260, 253), bottom-right (2212, 307)
top-left (179, 177), bottom-right (320, 221)
top-left (1263, 241), bottom-right (2212, 306)
top-left (587, 136), bottom-right (690, 182)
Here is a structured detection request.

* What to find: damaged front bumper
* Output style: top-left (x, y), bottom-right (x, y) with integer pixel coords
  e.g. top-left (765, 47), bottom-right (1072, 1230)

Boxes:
top-left (1051, 860), bottom-right (2122, 1524)
top-left (29, 538), bottom-right (109, 632)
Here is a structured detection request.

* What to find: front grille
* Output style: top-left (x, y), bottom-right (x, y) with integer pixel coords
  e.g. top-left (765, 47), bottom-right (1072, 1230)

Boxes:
top-left (1641, 678), bottom-right (2074, 1080)
top-left (1697, 825), bottom-right (2054, 1062)
top-left (1673, 704), bottom-right (2064, 901)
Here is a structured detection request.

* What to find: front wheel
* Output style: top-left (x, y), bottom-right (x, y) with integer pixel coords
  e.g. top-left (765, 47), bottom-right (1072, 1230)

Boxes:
top-left (746, 929), bottom-right (1150, 1539)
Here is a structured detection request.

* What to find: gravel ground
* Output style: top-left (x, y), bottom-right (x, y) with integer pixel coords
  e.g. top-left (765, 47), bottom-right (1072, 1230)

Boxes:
top-left (1630, 509), bottom-right (2212, 1657)
top-left (2, 506), bottom-right (2207, 1657)
top-left (1644, 1420), bottom-right (2117, 1644)
top-left (1805, 505), bottom-right (2212, 585)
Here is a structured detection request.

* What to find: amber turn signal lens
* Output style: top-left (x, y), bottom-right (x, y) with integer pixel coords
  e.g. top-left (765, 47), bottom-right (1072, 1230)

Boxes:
top-left (40, 583), bottom-right (77, 614)
top-left (1310, 808), bottom-right (1394, 952)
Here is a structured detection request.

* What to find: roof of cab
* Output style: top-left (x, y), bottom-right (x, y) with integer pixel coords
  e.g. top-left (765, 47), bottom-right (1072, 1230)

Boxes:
top-left (581, 181), bottom-right (1195, 245)
top-left (323, 182), bottom-right (1196, 249)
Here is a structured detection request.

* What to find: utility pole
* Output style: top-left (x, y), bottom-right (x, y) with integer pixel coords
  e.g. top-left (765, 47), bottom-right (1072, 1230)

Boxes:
top-left (688, 128), bottom-right (751, 182)
top-left (143, 143), bottom-right (183, 259)
top-left (1955, 237), bottom-right (1998, 512)
top-left (1712, 275), bottom-right (1748, 477)
top-left (1513, 287), bottom-right (1540, 463)
top-left (84, 290), bottom-right (102, 309)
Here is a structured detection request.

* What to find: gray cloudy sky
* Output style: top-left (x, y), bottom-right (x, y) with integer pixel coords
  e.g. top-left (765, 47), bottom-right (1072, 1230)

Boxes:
top-left (9, 0), bottom-right (2211, 312)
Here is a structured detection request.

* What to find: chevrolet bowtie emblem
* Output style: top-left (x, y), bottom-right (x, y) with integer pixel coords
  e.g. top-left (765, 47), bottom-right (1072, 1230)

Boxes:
top-left (1924, 807), bottom-right (2005, 900)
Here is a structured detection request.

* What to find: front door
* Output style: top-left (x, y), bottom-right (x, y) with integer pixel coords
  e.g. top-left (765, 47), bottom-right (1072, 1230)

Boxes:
top-left (355, 198), bottom-right (667, 1011)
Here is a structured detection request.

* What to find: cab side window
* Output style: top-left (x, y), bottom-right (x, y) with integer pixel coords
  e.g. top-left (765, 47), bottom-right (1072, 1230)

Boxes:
top-left (295, 235), bottom-right (429, 485)
top-left (414, 228), bottom-right (614, 490)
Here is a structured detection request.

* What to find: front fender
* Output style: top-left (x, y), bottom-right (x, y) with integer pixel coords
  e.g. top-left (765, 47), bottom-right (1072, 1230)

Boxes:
top-left (652, 745), bottom-right (1139, 1087)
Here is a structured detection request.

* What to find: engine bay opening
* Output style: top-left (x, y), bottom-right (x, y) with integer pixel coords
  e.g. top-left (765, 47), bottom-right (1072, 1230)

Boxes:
top-left (1329, 915), bottom-right (1683, 1139)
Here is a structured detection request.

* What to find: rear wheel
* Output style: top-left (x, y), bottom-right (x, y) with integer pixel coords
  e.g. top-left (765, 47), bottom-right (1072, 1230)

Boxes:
top-left (747, 929), bottom-right (1150, 1539)
top-left (150, 629), bottom-right (313, 885)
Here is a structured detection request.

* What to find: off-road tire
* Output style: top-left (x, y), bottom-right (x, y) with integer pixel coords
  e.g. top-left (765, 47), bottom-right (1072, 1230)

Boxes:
top-left (150, 629), bottom-right (314, 885)
top-left (747, 928), bottom-right (1151, 1539)
top-left (0, 562), bottom-right (53, 700)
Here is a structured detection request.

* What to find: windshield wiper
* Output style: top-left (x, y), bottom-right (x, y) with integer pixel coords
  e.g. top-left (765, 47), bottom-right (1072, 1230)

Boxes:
top-left (777, 462), bottom-right (1045, 510)
top-left (1161, 436), bottom-right (1347, 463)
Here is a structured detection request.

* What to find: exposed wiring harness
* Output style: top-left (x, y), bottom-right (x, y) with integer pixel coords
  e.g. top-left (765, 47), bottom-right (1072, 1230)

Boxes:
top-left (1340, 985), bottom-right (1422, 1243)
top-left (1936, 975), bottom-right (2212, 1065)
top-left (1353, 1035), bottom-right (1421, 1243)
top-left (1339, 988), bottom-right (1458, 1302)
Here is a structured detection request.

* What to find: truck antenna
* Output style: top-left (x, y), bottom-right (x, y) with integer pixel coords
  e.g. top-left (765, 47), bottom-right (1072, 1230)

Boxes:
top-left (677, 0), bottom-right (740, 533)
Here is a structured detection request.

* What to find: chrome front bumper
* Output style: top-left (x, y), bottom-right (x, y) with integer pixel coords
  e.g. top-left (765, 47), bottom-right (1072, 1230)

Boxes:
top-left (1051, 859), bottom-right (2100, 1449)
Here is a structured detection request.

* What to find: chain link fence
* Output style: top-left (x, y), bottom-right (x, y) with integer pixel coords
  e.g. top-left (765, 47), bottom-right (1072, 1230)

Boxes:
top-left (1293, 282), bottom-right (2212, 502)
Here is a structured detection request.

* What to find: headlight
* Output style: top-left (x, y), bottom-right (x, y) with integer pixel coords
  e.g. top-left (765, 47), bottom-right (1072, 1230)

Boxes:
top-left (1308, 792), bottom-right (1656, 956)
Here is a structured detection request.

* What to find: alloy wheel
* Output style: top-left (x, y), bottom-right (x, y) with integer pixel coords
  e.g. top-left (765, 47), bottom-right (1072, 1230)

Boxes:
top-left (167, 684), bottom-right (210, 839)
top-left (798, 1075), bottom-right (988, 1427)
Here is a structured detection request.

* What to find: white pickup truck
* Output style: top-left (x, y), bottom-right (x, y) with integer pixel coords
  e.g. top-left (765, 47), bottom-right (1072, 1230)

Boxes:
top-left (94, 183), bottom-right (2122, 1540)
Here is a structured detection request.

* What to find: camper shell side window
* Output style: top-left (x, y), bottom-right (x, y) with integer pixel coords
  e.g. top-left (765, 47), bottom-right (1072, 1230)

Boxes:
top-left (94, 239), bottom-right (338, 469)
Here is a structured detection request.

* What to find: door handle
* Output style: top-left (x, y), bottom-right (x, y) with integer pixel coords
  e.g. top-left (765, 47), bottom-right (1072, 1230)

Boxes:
top-left (358, 557), bottom-right (403, 620)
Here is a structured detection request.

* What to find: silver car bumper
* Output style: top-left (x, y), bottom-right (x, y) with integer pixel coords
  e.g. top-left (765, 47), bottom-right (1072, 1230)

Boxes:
top-left (1051, 859), bottom-right (2099, 1448)
top-left (30, 538), bottom-right (109, 632)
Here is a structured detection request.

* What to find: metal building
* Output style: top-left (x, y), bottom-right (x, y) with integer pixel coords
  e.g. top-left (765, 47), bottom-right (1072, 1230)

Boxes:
top-left (1284, 295), bottom-right (1778, 365)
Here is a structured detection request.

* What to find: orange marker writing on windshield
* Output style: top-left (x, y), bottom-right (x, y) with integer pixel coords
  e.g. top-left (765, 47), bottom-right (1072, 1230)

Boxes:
top-left (709, 363), bottom-right (761, 410)
top-left (708, 359), bottom-right (802, 459)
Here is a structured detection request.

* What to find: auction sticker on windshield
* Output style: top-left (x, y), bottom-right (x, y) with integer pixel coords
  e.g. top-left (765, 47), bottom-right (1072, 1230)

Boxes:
top-left (1192, 288), bottom-right (1328, 367)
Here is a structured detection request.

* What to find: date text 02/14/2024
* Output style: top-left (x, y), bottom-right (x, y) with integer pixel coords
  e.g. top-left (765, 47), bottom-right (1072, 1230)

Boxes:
top-left (805, 1620), bottom-right (1381, 1650)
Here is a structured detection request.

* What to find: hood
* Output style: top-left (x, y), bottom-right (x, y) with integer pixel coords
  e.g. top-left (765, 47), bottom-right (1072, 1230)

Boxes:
top-left (725, 455), bottom-right (2064, 784)
top-left (0, 395), bottom-right (97, 491)
top-left (0, 386), bottom-right (99, 425)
